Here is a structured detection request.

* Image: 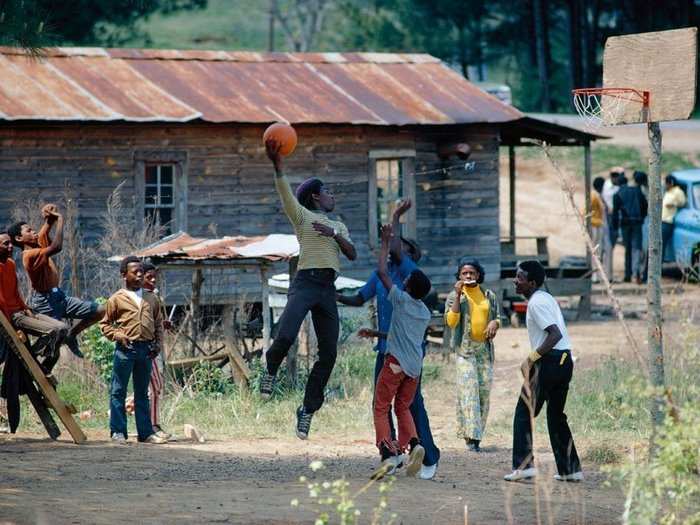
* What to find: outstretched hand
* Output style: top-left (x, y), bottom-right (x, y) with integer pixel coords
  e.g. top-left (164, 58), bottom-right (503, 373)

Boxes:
top-left (265, 138), bottom-right (283, 171)
top-left (392, 198), bottom-right (411, 219)
top-left (379, 224), bottom-right (392, 246)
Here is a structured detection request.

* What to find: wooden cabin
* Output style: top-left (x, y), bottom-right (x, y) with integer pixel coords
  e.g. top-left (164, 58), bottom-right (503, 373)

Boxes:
top-left (0, 47), bottom-right (598, 307)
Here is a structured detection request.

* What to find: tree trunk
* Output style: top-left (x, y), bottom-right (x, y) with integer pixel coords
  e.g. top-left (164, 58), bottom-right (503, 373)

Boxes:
top-left (646, 122), bottom-right (665, 447)
top-left (568, 0), bottom-right (583, 92)
top-left (457, 21), bottom-right (469, 79)
top-left (533, 0), bottom-right (551, 111)
top-left (268, 0), bottom-right (276, 51)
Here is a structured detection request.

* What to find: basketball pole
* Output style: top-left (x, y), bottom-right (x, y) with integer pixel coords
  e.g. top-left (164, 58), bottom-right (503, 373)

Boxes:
top-left (646, 121), bottom-right (666, 439)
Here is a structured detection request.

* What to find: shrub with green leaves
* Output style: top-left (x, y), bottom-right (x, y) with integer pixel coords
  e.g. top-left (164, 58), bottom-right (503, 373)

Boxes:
top-left (190, 361), bottom-right (236, 395)
top-left (82, 323), bottom-right (115, 386)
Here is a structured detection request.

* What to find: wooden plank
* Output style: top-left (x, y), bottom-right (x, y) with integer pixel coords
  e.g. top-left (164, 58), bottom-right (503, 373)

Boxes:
top-left (25, 381), bottom-right (61, 440)
top-left (167, 353), bottom-right (228, 368)
top-left (0, 312), bottom-right (86, 444)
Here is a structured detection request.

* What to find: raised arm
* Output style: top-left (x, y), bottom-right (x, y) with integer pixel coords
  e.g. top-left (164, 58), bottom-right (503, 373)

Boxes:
top-left (266, 139), bottom-right (304, 226)
top-left (377, 224), bottom-right (393, 292)
top-left (390, 199), bottom-right (411, 262)
top-left (41, 204), bottom-right (64, 256)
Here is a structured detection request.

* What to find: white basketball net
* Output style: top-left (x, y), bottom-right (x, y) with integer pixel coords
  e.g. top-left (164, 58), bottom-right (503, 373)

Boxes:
top-left (572, 88), bottom-right (648, 131)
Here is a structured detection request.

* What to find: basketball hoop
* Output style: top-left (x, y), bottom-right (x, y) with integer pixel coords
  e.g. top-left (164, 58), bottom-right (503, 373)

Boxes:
top-left (572, 87), bottom-right (650, 130)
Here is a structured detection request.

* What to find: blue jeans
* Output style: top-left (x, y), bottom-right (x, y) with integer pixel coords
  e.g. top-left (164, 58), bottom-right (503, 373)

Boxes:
top-left (110, 342), bottom-right (154, 441)
top-left (373, 351), bottom-right (440, 467)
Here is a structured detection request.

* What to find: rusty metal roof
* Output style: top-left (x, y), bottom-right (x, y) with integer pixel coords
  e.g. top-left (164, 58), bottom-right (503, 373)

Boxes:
top-left (132, 231), bottom-right (299, 262)
top-left (0, 47), bottom-right (522, 125)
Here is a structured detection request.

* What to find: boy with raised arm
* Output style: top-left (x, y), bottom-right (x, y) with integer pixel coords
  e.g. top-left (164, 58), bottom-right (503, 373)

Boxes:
top-left (9, 204), bottom-right (105, 358)
top-left (370, 224), bottom-right (432, 480)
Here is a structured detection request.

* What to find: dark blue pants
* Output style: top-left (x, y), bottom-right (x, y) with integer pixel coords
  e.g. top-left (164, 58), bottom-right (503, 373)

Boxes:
top-left (374, 351), bottom-right (440, 467)
top-left (110, 342), bottom-right (154, 441)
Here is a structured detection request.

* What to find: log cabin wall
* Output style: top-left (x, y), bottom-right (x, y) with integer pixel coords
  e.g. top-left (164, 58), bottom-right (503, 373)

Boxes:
top-left (0, 121), bottom-right (500, 302)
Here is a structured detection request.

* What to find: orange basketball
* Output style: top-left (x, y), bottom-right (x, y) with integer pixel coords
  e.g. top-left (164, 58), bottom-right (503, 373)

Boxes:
top-left (263, 122), bottom-right (297, 156)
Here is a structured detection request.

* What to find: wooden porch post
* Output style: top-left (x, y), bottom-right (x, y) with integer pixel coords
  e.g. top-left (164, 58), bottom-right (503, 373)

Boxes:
top-left (509, 145), bottom-right (516, 239)
top-left (578, 142), bottom-right (592, 320)
top-left (190, 269), bottom-right (203, 356)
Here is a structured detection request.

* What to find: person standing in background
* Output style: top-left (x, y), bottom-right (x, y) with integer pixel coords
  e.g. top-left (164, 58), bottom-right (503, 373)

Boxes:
top-left (662, 174), bottom-right (686, 263)
top-left (602, 168), bottom-right (623, 280)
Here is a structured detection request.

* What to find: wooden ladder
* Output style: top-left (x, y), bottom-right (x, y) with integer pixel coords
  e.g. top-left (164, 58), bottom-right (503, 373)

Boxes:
top-left (0, 312), bottom-right (86, 444)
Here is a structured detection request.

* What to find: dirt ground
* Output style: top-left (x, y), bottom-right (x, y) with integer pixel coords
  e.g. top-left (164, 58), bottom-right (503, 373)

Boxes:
top-left (3, 125), bottom-right (699, 525)
top-left (6, 279), bottom-right (697, 525)
top-left (0, 318), bottom-right (634, 525)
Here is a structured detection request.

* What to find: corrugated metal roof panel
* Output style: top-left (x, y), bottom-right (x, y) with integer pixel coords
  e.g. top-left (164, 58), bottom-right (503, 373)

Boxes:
top-left (133, 232), bottom-right (299, 262)
top-left (0, 47), bottom-right (522, 125)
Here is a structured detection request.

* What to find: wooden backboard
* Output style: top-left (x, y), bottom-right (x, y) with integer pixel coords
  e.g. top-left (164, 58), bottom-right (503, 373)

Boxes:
top-left (603, 27), bottom-right (697, 124)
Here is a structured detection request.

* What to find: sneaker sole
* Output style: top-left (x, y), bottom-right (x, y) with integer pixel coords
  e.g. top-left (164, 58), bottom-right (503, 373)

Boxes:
top-left (296, 430), bottom-right (308, 440)
top-left (405, 445), bottom-right (425, 477)
top-left (260, 392), bottom-right (272, 400)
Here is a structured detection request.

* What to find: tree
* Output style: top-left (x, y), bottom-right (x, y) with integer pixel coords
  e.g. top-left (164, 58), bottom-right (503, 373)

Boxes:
top-left (0, 0), bottom-right (51, 50)
top-left (0, 0), bottom-right (208, 49)
top-left (271, 0), bottom-right (335, 52)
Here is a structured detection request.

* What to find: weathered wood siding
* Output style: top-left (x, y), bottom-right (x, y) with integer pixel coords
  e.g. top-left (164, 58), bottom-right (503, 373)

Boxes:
top-left (0, 122), bottom-right (500, 302)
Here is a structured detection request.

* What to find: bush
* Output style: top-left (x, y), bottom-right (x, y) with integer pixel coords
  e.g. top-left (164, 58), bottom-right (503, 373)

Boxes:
top-left (82, 323), bottom-right (115, 386)
top-left (618, 403), bottom-right (700, 525)
top-left (190, 361), bottom-right (237, 395)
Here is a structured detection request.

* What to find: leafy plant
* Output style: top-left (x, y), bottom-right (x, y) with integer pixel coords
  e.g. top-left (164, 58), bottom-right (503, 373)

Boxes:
top-left (82, 321), bottom-right (114, 386)
top-left (292, 460), bottom-right (398, 525)
top-left (190, 361), bottom-right (236, 395)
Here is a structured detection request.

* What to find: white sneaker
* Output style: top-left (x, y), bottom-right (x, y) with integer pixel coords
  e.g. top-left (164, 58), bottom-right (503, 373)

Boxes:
top-left (554, 471), bottom-right (584, 482)
top-left (504, 467), bottom-right (538, 482)
top-left (419, 462), bottom-right (437, 480)
top-left (405, 445), bottom-right (425, 477)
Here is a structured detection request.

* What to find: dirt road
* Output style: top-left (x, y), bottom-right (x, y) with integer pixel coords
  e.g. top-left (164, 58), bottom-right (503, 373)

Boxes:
top-left (1, 316), bottom-right (645, 525)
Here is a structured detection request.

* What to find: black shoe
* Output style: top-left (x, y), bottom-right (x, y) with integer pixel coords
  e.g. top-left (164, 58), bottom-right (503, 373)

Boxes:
top-left (64, 334), bottom-right (84, 358)
top-left (466, 438), bottom-right (481, 452)
top-left (259, 371), bottom-right (276, 399)
top-left (295, 405), bottom-right (313, 440)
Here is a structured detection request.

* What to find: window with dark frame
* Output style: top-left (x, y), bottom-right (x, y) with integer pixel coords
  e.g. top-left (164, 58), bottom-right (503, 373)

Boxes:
top-left (144, 164), bottom-right (175, 235)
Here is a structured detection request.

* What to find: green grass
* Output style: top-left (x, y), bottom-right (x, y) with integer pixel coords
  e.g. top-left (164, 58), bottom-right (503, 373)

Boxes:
top-left (16, 343), bottom-right (440, 439)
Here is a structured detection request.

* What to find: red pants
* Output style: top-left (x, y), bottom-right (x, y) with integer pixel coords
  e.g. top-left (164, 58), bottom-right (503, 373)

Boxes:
top-left (373, 354), bottom-right (418, 453)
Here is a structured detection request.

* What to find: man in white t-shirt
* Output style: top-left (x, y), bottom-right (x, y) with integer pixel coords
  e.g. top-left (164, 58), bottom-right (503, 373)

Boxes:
top-left (504, 260), bottom-right (582, 483)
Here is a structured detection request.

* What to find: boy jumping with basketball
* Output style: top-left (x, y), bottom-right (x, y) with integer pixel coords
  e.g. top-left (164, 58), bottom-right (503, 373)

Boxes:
top-left (371, 224), bottom-right (432, 480)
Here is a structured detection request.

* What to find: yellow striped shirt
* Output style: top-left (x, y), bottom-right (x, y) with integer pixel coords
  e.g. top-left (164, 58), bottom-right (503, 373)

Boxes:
top-left (275, 174), bottom-right (351, 272)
